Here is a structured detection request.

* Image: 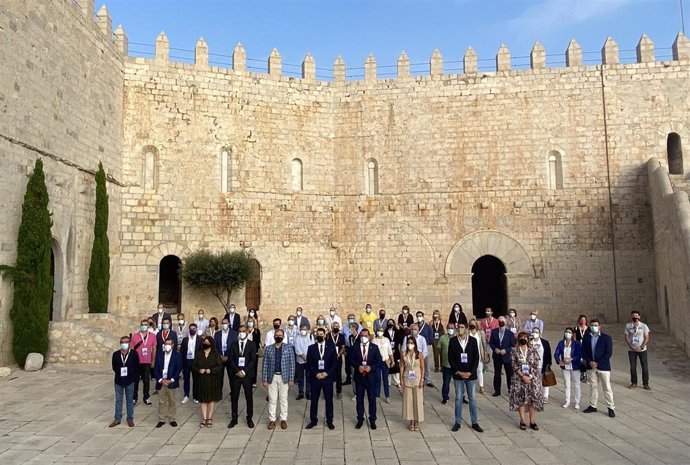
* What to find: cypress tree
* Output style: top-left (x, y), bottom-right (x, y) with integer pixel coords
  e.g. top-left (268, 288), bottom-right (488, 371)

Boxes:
top-left (87, 162), bottom-right (110, 313)
top-left (0, 159), bottom-right (53, 366)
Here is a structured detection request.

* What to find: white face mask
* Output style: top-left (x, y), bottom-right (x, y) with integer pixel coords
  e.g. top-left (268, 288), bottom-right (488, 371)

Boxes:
top-left (178, 320), bottom-right (185, 326)
top-left (120, 343), bottom-right (129, 351)
top-left (417, 316), bottom-right (424, 323)
top-left (296, 311), bottom-right (302, 316)
top-left (158, 308), bottom-right (163, 313)
top-left (163, 345), bottom-right (172, 353)
top-left (288, 320), bottom-right (295, 326)
top-left (366, 308), bottom-right (372, 313)
top-left (330, 311), bottom-right (336, 316)
top-left (376, 331), bottom-right (383, 337)
top-left (360, 336), bottom-right (369, 344)
top-left (447, 328), bottom-right (455, 336)
top-left (229, 307), bottom-right (236, 314)
top-left (300, 330), bottom-right (307, 336)
top-left (239, 332), bottom-right (247, 340)
top-left (530, 315), bottom-right (537, 320)
top-left (317, 319), bottom-right (325, 325)
top-left (198, 314), bottom-right (204, 319)
top-left (531, 332), bottom-right (540, 339)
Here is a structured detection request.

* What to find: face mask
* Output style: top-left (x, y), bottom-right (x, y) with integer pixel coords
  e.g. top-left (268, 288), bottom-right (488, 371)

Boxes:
top-left (158, 308), bottom-right (163, 313)
top-left (411, 330), bottom-right (419, 337)
top-left (198, 313), bottom-right (204, 319)
top-left (458, 328), bottom-right (467, 336)
top-left (250, 312), bottom-right (255, 317)
top-left (518, 338), bottom-right (528, 345)
top-left (387, 324), bottom-right (395, 329)
top-left (530, 315), bottom-right (537, 321)
top-left (162, 323), bottom-right (169, 330)
top-left (140, 325), bottom-right (148, 332)
top-left (376, 331), bottom-right (384, 337)
top-left (148, 322), bottom-right (154, 327)
top-left (316, 335), bottom-right (325, 343)
top-left (632, 317), bottom-right (640, 322)
top-left (239, 332), bottom-right (247, 340)
top-left (366, 307), bottom-right (372, 313)
top-left (229, 307), bottom-right (236, 314)
top-left (120, 343), bottom-right (129, 351)
top-left (360, 336), bottom-right (369, 344)
top-left (288, 320), bottom-right (295, 326)
top-left (509, 312), bottom-right (516, 317)
top-left (590, 326), bottom-right (600, 334)
top-left (433, 315), bottom-right (439, 320)
top-left (178, 320), bottom-right (185, 325)
top-left (203, 342), bottom-right (211, 348)
top-left (248, 322), bottom-right (254, 328)
top-left (333, 328), bottom-right (340, 333)
top-left (407, 344), bottom-right (415, 350)
top-left (296, 310), bottom-right (302, 316)
top-left (189, 328), bottom-right (197, 335)
top-left (273, 323), bottom-right (281, 329)
top-left (402, 310), bottom-right (408, 315)
top-left (447, 328), bottom-right (455, 336)
top-left (222, 323), bottom-right (229, 330)
top-left (379, 312), bottom-right (385, 318)
top-left (453, 306), bottom-right (459, 311)
top-left (485, 312), bottom-right (492, 317)
top-left (163, 345), bottom-right (172, 353)
top-left (498, 321), bottom-right (505, 327)
top-left (317, 319), bottom-right (325, 325)
top-left (300, 330), bottom-right (307, 336)
top-left (564, 332), bottom-right (572, 339)
top-left (417, 316), bottom-right (424, 323)
top-left (330, 311), bottom-right (336, 316)
top-left (274, 336), bottom-right (284, 344)
top-left (531, 333), bottom-right (540, 339)
top-left (348, 318), bottom-right (355, 324)
top-left (469, 324), bottom-right (476, 330)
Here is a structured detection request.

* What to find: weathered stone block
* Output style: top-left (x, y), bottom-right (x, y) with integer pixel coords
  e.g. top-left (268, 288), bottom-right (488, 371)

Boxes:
top-left (25, 353), bottom-right (44, 371)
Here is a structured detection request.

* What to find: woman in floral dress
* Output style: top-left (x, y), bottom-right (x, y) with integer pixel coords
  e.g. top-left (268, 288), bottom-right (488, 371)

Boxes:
top-left (509, 331), bottom-right (544, 430)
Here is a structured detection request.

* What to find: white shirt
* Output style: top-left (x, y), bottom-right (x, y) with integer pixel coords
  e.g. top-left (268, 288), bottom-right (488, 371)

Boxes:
top-left (195, 318), bottom-right (209, 335)
top-left (625, 322), bottom-right (650, 351)
top-left (160, 351), bottom-right (174, 382)
top-left (186, 336), bottom-right (196, 359)
top-left (221, 330), bottom-right (230, 351)
top-left (373, 336), bottom-right (393, 360)
top-left (264, 329), bottom-right (276, 347)
top-left (326, 314), bottom-right (342, 328)
top-left (401, 335), bottom-right (428, 358)
top-left (532, 339), bottom-right (544, 371)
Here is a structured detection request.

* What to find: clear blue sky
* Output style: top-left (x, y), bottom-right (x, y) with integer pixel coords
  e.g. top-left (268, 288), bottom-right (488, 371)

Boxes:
top-left (108, 0), bottom-right (686, 78)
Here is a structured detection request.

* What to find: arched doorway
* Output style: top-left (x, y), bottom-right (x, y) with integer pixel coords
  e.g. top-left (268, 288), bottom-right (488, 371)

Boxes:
top-left (245, 259), bottom-right (261, 312)
top-left (471, 255), bottom-right (507, 318)
top-left (159, 255), bottom-right (182, 313)
top-left (667, 133), bottom-right (683, 174)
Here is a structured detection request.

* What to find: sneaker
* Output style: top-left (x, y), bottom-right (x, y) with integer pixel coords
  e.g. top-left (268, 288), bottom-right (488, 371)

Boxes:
top-left (543, 397), bottom-right (549, 404)
top-left (143, 399), bottom-right (152, 405)
top-left (384, 397), bottom-right (390, 404)
top-left (352, 395), bottom-right (356, 402)
top-left (426, 383), bottom-right (435, 388)
top-left (562, 403), bottom-right (569, 408)
top-left (296, 394), bottom-right (304, 400)
top-left (583, 406), bottom-right (597, 413)
top-left (193, 399), bottom-right (199, 404)
top-left (441, 399), bottom-right (448, 405)
top-left (132, 400), bottom-right (138, 407)
top-left (574, 403), bottom-right (580, 410)
top-left (181, 396), bottom-right (189, 404)
top-left (471, 423), bottom-right (484, 433)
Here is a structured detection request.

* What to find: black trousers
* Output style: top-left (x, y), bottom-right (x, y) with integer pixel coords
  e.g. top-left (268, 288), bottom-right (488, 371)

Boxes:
top-left (218, 362), bottom-right (232, 395)
top-left (134, 363), bottom-right (151, 401)
top-left (628, 350), bottom-right (649, 386)
top-left (493, 355), bottom-right (512, 393)
top-left (355, 381), bottom-right (377, 423)
top-left (230, 376), bottom-right (254, 420)
top-left (333, 357), bottom-right (343, 393)
top-left (310, 379), bottom-right (334, 424)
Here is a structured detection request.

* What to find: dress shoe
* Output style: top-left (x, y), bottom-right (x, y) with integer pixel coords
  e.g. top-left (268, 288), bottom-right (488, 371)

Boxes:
top-left (426, 383), bottom-right (435, 388)
top-left (608, 408), bottom-right (616, 418)
top-left (155, 421), bottom-right (165, 428)
top-left (306, 394), bottom-right (311, 400)
top-left (132, 399), bottom-right (138, 407)
top-left (305, 421), bottom-right (317, 429)
top-left (127, 420), bottom-right (134, 427)
top-left (296, 394), bottom-right (304, 400)
top-left (492, 392), bottom-right (501, 397)
top-left (108, 421), bottom-right (120, 428)
top-left (247, 419), bottom-right (254, 428)
top-left (530, 423), bottom-right (539, 431)
top-left (451, 423), bottom-right (461, 432)
top-left (471, 423), bottom-right (484, 433)
top-left (267, 421), bottom-right (276, 430)
top-left (280, 420), bottom-right (288, 429)
top-left (441, 399), bottom-right (448, 405)
top-left (228, 419), bottom-right (238, 428)
top-left (343, 379), bottom-right (352, 385)
top-left (170, 421), bottom-right (178, 427)
top-left (327, 423), bottom-right (335, 430)
top-left (463, 398), bottom-right (468, 404)
top-left (643, 385), bottom-right (651, 391)
top-left (369, 421), bottom-right (377, 430)
top-left (355, 421), bottom-right (363, 429)
top-left (583, 406), bottom-right (597, 413)
top-left (628, 383), bottom-right (637, 389)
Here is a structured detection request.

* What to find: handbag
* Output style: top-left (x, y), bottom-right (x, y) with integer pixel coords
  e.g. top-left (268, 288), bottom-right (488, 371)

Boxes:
top-left (542, 369), bottom-right (557, 387)
top-left (257, 344), bottom-right (265, 358)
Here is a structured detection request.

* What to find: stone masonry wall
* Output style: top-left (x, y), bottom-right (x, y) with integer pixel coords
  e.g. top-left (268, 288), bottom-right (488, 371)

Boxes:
top-left (0, 0), bottom-right (124, 365)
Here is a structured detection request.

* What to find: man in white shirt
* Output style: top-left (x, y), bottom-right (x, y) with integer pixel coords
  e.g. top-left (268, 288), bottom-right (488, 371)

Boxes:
top-left (194, 309), bottom-right (209, 335)
top-left (176, 313), bottom-right (189, 346)
top-left (154, 340), bottom-right (181, 428)
top-left (284, 315), bottom-right (299, 345)
top-left (295, 307), bottom-right (311, 330)
top-left (624, 311), bottom-right (651, 390)
top-left (264, 318), bottom-right (282, 347)
top-left (326, 307), bottom-right (342, 328)
top-left (401, 323), bottom-right (429, 359)
top-left (294, 325), bottom-right (314, 400)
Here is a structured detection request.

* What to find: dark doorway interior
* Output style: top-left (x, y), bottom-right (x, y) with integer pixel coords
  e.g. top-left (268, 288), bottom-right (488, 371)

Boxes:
top-left (159, 255), bottom-right (182, 313)
top-left (471, 255), bottom-right (508, 318)
top-left (245, 259), bottom-right (261, 312)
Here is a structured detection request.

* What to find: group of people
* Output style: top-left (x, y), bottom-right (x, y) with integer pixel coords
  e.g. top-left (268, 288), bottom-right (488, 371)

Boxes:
top-left (110, 303), bottom-right (651, 433)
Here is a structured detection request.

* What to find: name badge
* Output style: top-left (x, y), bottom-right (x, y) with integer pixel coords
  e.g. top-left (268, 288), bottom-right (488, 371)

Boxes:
top-left (318, 360), bottom-right (325, 370)
top-left (521, 363), bottom-right (530, 375)
top-left (403, 323), bottom-right (408, 328)
top-left (187, 353), bottom-right (194, 360)
top-left (408, 370), bottom-right (416, 380)
top-left (510, 328), bottom-right (517, 334)
top-left (362, 361), bottom-right (367, 366)
top-left (631, 336), bottom-right (640, 346)
top-left (288, 337), bottom-right (294, 344)
top-left (434, 332), bottom-right (440, 340)
top-left (222, 345), bottom-right (227, 353)
top-left (238, 357), bottom-right (246, 367)
top-left (142, 348), bottom-right (148, 356)
top-left (461, 353), bottom-right (468, 363)
top-left (120, 367), bottom-right (128, 377)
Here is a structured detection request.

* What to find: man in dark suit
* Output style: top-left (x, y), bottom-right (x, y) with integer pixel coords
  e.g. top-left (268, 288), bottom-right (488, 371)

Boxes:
top-left (223, 304), bottom-right (242, 332)
top-left (180, 323), bottom-right (202, 403)
top-left (582, 318), bottom-right (616, 417)
top-left (448, 302), bottom-right (468, 327)
top-left (306, 327), bottom-right (339, 429)
top-left (154, 339), bottom-right (182, 427)
top-left (228, 325), bottom-right (258, 428)
top-left (214, 317), bottom-right (238, 396)
top-left (151, 303), bottom-right (172, 331)
top-left (488, 316), bottom-right (516, 396)
top-left (448, 322), bottom-right (483, 432)
top-left (156, 317), bottom-right (178, 354)
top-left (349, 328), bottom-right (382, 430)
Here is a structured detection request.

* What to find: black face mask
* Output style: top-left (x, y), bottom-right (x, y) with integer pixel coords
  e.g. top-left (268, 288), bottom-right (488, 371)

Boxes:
top-left (203, 343), bottom-right (211, 348)
top-left (273, 324), bottom-right (280, 330)
top-left (632, 317), bottom-right (640, 322)
top-left (379, 313), bottom-right (385, 318)
top-left (316, 336), bottom-right (325, 343)
top-left (387, 324), bottom-right (395, 329)
top-left (332, 328), bottom-right (340, 333)
top-left (274, 336), bottom-right (284, 344)
top-left (498, 321), bottom-right (506, 328)
top-left (469, 324), bottom-right (476, 330)
top-left (518, 338), bottom-right (528, 345)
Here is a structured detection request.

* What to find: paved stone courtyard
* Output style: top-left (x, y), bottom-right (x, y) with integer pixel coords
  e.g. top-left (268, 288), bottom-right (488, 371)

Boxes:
top-left (1, 325), bottom-right (690, 465)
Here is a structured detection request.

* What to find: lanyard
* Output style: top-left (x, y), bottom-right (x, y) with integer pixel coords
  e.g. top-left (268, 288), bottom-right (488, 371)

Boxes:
top-left (330, 333), bottom-right (339, 345)
top-left (121, 350), bottom-right (130, 366)
top-left (361, 344), bottom-right (368, 361)
top-left (434, 322), bottom-right (440, 331)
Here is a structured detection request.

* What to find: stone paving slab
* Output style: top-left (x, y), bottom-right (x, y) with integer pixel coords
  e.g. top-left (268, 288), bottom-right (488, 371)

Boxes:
top-left (1, 325), bottom-right (690, 464)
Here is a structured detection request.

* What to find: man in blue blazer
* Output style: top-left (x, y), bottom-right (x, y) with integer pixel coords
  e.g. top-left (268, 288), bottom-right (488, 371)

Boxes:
top-left (214, 317), bottom-right (238, 396)
top-left (154, 339), bottom-right (182, 427)
top-left (581, 318), bottom-right (616, 417)
top-left (306, 327), bottom-right (339, 430)
top-left (489, 316), bottom-right (516, 396)
top-left (348, 328), bottom-right (382, 430)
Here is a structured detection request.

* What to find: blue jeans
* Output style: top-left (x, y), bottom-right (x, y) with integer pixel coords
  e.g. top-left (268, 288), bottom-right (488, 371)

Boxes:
top-left (374, 364), bottom-right (390, 398)
top-left (441, 367), bottom-right (453, 401)
top-left (453, 378), bottom-right (477, 425)
top-left (114, 382), bottom-right (135, 422)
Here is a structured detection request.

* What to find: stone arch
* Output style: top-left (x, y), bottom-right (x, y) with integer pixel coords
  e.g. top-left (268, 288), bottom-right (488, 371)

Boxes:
top-left (445, 230), bottom-right (534, 277)
top-left (145, 242), bottom-right (191, 268)
top-left (658, 123), bottom-right (689, 173)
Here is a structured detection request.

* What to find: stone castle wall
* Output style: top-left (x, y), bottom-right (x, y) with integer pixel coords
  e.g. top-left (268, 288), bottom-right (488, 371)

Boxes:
top-left (0, 0), bottom-right (124, 365)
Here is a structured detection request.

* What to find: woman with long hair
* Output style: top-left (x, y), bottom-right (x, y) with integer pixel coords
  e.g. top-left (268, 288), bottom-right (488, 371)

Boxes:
top-left (205, 317), bottom-right (219, 338)
top-left (509, 331), bottom-right (544, 430)
top-left (193, 335), bottom-right (223, 427)
top-left (401, 335), bottom-right (425, 431)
